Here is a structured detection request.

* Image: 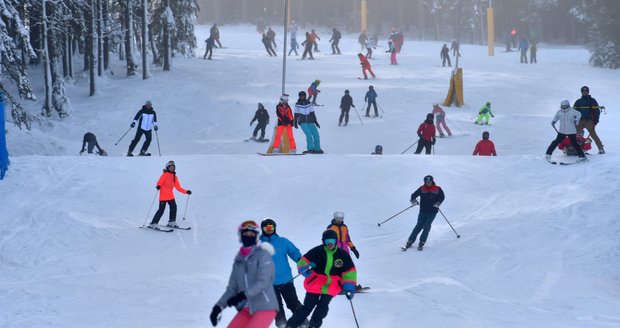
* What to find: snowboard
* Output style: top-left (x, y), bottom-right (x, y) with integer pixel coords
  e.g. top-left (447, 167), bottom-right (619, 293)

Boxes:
top-left (245, 138), bottom-right (270, 143)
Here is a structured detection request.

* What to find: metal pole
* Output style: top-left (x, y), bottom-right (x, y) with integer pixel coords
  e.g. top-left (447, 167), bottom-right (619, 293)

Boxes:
top-left (281, 0), bottom-right (289, 95)
top-left (455, 0), bottom-right (463, 69)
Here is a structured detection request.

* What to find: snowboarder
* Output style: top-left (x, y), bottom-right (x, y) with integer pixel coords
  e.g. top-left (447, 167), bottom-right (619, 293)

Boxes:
top-left (546, 100), bottom-right (587, 162)
top-left (339, 90), bottom-right (355, 127)
top-left (329, 28), bottom-right (341, 54)
top-left (250, 103), bottom-right (270, 141)
top-left (262, 33), bottom-right (277, 57)
top-left (259, 218), bottom-right (305, 328)
top-left (285, 229), bottom-right (357, 328)
top-left (148, 161), bottom-right (191, 229)
top-left (272, 94), bottom-right (297, 154)
top-left (530, 42), bottom-right (537, 64)
top-left (440, 44), bottom-right (451, 67)
top-left (210, 23), bottom-right (222, 48)
top-left (371, 145), bottom-right (383, 155)
top-left (558, 130), bottom-right (592, 155)
top-left (432, 103), bottom-right (452, 137)
top-left (307, 80), bottom-right (321, 105)
top-left (301, 32), bottom-right (314, 60)
top-left (386, 40), bottom-right (397, 65)
top-left (267, 27), bottom-right (277, 49)
top-left (472, 131), bottom-right (497, 156)
top-left (403, 175), bottom-right (445, 251)
top-left (326, 211), bottom-right (359, 259)
top-left (203, 37), bottom-right (215, 60)
top-left (127, 100), bottom-right (157, 157)
top-left (80, 132), bottom-right (107, 156)
top-left (475, 102), bottom-right (494, 125)
top-left (364, 85), bottom-right (378, 117)
top-left (209, 220), bottom-right (278, 328)
top-left (518, 37), bottom-right (529, 63)
top-left (358, 53), bottom-right (376, 80)
top-left (294, 91), bottom-right (323, 154)
top-left (414, 114), bottom-right (436, 155)
top-left (365, 37), bottom-right (375, 59)
top-left (358, 30), bottom-right (367, 51)
top-left (310, 29), bottom-right (320, 52)
top-left (574, 86), bottom-right (604, 154)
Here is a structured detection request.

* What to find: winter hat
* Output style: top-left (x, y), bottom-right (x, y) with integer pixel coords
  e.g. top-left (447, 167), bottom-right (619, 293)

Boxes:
top-left (433, 103), bottom-right (439, 107)
top-left (280, 94), bottom-right (289, 102)
top-left (258, 103), bottom-right (264, 109)
top-left (344, 90), bottom-right (350, 94)
top-left (424, 175), bottom-right (434, 183)
top-left (315, 79), bottom-right (321, 84)
top-left (426, 113), bottom-right (434, 120)
top-left (581, 86), bottom-right (589, 92)
top-left (486, 101), bottom-right (491, 106)
top-left (261, 218), bottom-right (277, 235)
top-left (165, 160), bottom-right (175, 170)
top-left (145, 100), bottom-right (152, 106)
top-left (298, 91), bottom-right (307, 97)
top-left (322, 229), bottom-right (338, 242)
top-left (560, 100), bottom-right (571, 109)
top-left (482, 131), bottom-right (490, 139)
top-left (333, 210), bottom-right (345, 223)
top-left (238, 220), bottom-right (260, 246)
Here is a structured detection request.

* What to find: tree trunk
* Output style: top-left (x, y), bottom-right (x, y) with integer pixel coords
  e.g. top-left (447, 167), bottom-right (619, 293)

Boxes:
top-left (41, 0), bottom-right (52, 116)
top-left (142, 0), bottom-right (148, 79)
top-left (125, 0), bottom-right (136, 76)
top-left (102, 0), bottom-right (110, 70)
top-left (149, 27), bottom-right (160, 65)
top-left (163, 0), bottom-right (171, 71)
top-left (97, 0), bottom-right (103, 76)
top-left (89, 0), bottom-right (96, 96)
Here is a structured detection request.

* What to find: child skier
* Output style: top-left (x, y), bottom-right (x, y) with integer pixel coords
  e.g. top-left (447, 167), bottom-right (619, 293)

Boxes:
top-left (148, 161), bottom-right (191, 229)
top-left (558, 130), bottom-right (591, 155)
top-left (386, 40), bottom-right (397, 65)
top-left (414, 113), bottom-right (436, 155)
top-left (338, 90), bottom-right (355, 127)
top-left (403, 175), bottom-right (446, 251)
top-left (364, 85), bottom-right (378, 117)
top-left (472, 131), bottom-right (497, 156)
top-left (326, 211), bottom-right (359, 259)
top-left (272, 94), bottom-right (297, 154)
top-left (432, 103), bottom-right (452, 137)
top-left (250, 103), bottom-right (270, 141)
top-left (475, 102), bottom-right (494, 125)
top-left (307, 80), bottom-right (321, 105)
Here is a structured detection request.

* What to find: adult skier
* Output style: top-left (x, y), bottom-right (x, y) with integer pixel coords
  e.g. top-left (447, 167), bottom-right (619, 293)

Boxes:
top-left (80, 132), bottom-right (107, 156)
top-left (450, 40), bottom-right (461, 57)
top-left (148, 161), bottom-right (191, 229)
top-left (432, 103), bottom-right (452, 137)
top-left (210, 23), bottom-right (222, 48)
top-left (440, 44), bottom-right (451, 67)
top-left (403, 175), bottom-right (445, 251)
top-left (364, 85), bottom-right (378, 117)
top-left (301, 32), bottom-right (314, 60)
top-left (518, 37), bottom-right (529, 63)
top-left (475, 102), bottom-right (494, 125)
top-left (203, 37), bottom-right (215, 60)
top-left (262, 33), bottom-right (277, 57)
top-left (358, 30), bottom-right (367, 51)
top-left (127, 100), bottom-right (157, 157)
top-left (358, 53), bottom-right (376, 80)
top-left (573, 86), bottom-right (604, 154)
top-left (545, 100), bottom-right (587, 162)
top-left (267, 27), bottom-right (277, 49)
top-left (329, 28), bottom-right (341, 54)
top-left (338, 90), bottom-right (355, 127)
top-left (289, 22), bottom-right (299, 56)
top-left (294, 91), bottom-right (323, 154)
top-left (414, 114), bottom-right (436, 155)
top-left (326, 211), bottom-right (359, 259)
top-left (259, 218), bottom-right (305, 328)
top-left (250, 103), bottom-right (270, 141)
top-left (365, 37), bottom-right (375, 59)
top-left (272, 94), bottom-right (297, 154)
top-left (209, 220), bottom-right (278, 328)
top-left (307, 80), bottom-right (321, 105)
top-left (310, 29), bottom-right (320, 52)
top-left (386, 40), bottom-right (397, 65)
top-left (285, 229), bottom-right (357, 328)
top-left (472, 131), bottom-right (497, 156)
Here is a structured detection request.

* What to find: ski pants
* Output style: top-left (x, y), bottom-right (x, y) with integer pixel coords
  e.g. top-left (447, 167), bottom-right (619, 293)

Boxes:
top-left (253, 122), bottom-right (267, 140)
top-left (339, 108), bottom-right (350, 125)
top-left (274, 282), bottom-right (303, 327)
top-left (264, 45), bottom-right (277, 56)
top-left (82, 132), bottom-right (102, 154)
top-left (530, 52), bottom-right (537, 63)
top-left (576, 119), bottom-right (603, 151)
top-left (475, 113), bottom-right (491, 125)
top-left (203, 46), bottom-right (213, 59)
top-left (362, 66), bottom-right (375, 79)
top-left (390, 52), bottom-right (398, 65)
top-left (300, 123), bottom-right (321, 152)
top-left (308, 93), bottom-right (318, 105)
top-left (128, 128), bottom-right (152, 153)
top-left (442, 55), bottom-right (451, 67)
top-left (289, 40), bottom-right (299, 56)
top-left (273, 125), bottom-right (297, 151)
top-left (151, 199), bottom-right (177, 224)
top-left (414, 139), bottom-right (432, 155)
top-left (407, 211), bottom-right (438, 245)
top-left (366, 100), bottom-right (378, 116)
top-left (302, 45), bottom-right (313, 59)
top-left (436, 118), bottom-right (451, 136)
top-left (546, 133), bottom-right (585, 158)
top-left (520, 50), bottom-right (528, 63)
top-left (228, 307), bottom-right (276, 328)
top-left (287, 293), bottom-right (333, 328)
top-left (366, 47), bottom-right (373, 59)
top-left (331, 40), bottom-right (340, 54)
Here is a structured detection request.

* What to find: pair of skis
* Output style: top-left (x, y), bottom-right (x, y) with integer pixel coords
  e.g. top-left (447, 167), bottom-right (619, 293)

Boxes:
top-left (401, 244), bottom-right (424, 251)
top-left (141, 225), bottom-right (191, 233)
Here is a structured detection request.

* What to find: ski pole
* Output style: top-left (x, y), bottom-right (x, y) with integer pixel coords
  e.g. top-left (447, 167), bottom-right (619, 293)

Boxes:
top-left (353, 102), bottom-right (364, 125)
top-left (155, 130), bottom-right (161, 156)
top-left (377, 102), bottom-right (385, 114)
top-left (400, 140), bottom-right (419, 155)
top-left (377, 205), bottom-right (415, 227)
top-left (552, 124), bottom-right (559, 134)
top-left (142, 189), bottom-right (159, 227)
top-left (114, 127), bottom-right (132, 145)
top-left (438, 208), bottom-right (460, 238)
top-left (182, 194), bottom-right (190, 220)
top-left (349, 299), bottom-right (361, 328)
top-left (286, 264), bottom-right (313, 284)
top-left (445, 117), bottom-right (465, 134)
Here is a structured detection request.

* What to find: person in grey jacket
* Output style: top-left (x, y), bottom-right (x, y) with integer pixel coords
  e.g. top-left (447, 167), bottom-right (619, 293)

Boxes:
top-left (210, 220), bottom-right (279, 328)
top-left (545, 100), bottom-right (587, 162)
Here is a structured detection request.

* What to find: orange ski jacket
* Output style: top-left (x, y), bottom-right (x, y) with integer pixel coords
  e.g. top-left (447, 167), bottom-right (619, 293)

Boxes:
top-left (156, 171), bottom-right (188, 201)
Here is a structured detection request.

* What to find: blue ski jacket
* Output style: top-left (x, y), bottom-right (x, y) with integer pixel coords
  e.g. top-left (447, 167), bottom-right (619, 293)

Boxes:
top-left (259, 233), bottom-right (302, 285)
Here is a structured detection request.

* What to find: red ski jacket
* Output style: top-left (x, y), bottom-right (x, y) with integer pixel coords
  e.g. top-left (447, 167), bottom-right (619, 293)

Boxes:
top-left (417, 121), bottom-right (436, 142)
top-left (473, 139), bottom-right (497, 156)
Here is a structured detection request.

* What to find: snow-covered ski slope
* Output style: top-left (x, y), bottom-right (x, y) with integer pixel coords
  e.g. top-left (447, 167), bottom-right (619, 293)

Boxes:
top-left (2, 25), bottom-right (619, 328)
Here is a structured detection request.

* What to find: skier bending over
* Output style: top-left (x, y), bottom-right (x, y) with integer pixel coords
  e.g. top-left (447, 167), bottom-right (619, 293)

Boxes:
top-left (80, 132), bottom-right (107, 156)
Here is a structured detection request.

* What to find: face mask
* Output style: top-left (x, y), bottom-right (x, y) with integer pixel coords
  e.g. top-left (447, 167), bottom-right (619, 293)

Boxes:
top-left (241, 235), bottom-right (257, 247)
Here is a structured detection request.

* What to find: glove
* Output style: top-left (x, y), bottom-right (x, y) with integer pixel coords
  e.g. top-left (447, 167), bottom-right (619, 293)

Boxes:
top-left (351, 247), bottom-right (360, 259)
top-left (434, 202), bottom-right (441, 208)
top-left (79, 150), bottom-right (84, 155)
top-left (316, 122), bottom-right (321, 129)
top-left (551, 121), bottom-right (556, 127)
top-left (573, 120), bottom-right (578, 126)
top-left (250, 122), bottom-right (253, 126)
top-left (410, 199), bottom-right (419, 206)
top-left (130, 122), bottom-right (136, 128)
top-left (154, 125), bottom-right (158, 131)
top-left (431, 138), bottom-right (436, 145)
top-left (417, 133), bottom-right (423, 138)
top-left (300, 262), bottom-right (315, 277)
top-left (345, 291), bottom-right (354, 300)
top-left (226, 292), bottom-right (246, 307)
top-left (491, 114), bottom-right (495, 118)
top-left (294, 123), bottom-right (299, 129)
top-left (186, 190), bottom-right (192, 195)
top-left (209, 305), bottom-right (221, 326)
top-left (156, 186), bottom-right (161, 190)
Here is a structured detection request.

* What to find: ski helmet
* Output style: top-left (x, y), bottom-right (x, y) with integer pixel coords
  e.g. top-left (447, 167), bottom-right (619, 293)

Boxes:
top-left (298, 91), bottom-right (307, 97)
top-left (581, 86), bottom-right (589, 92)
top-left (261, 218), bottom-right (277, 235)
top-left (322, 229), bottom-right (338, 242)
top-left (433, 103), bottom-right (439, 107)
top-left (486, 101), bottom-right (491, 106)
top-left (165, 161), bottom-right (176, 170)
top-left (426, 113), bottom-right (434, 120)
top-left (238, 220), bottom-right (260, 243)
top-left (423, 175), bottom-right (434, 183)
top-left (560, 100), bottom-right (570, 109)
top-left (280, 94), bottom-right (289, 102)
top-left (333, 210), bottom-right (345, 223)
top-left (258, 103), bottom-right (264, 109)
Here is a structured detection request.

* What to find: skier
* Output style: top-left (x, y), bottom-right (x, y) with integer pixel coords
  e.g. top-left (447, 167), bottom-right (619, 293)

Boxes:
top-left (518, 37), bottom-right (529, 63)
top-left (80, 132), bottom-right (107, 156)
top-left (326, 211), bottom-right (359, 259)
top-left (307, 80), bottom-right (321, 106)
top-left (294, 91), bottom-right (323, 154)
top-left (475, 102), bottom-right (494, 125)
top-left (272, 94), bottom-right (297, 154)
top-left (364, 85), bottom-right (378, 117)
top-left (414, 113), bottom-right (436, 155)
top-left (403, 175), bottom-right (445, 251)
top-left (386, 40), bottom-right (397, 65)
top-left (358, 30), bottom-right (367, 51)
top-left (573, 86), bottom-right (604, 154)
top-left (262, 33), bottom-right (277, 57)
top-left (394, 30), bottom-right (404, 53)
top-left (301, 32), bottom-right (314, 60)
top-left (148, 161), bottom-right (191, 229)
top-left (450, 40), bottom-right (461, 57)
top-left (329, 28), bottom-right (341, 54)
top-left (530, 42), bottom-right (537, 64)
top-left (432, 103), bottom-right (452, 137)
top-left (365, 37), bottom-right (375, 59)
top-left (289, 22), bottom-right (299, 56)
top-left (558, 130), bottom-right (591, 155)
top-left (472, 131), bottom-right (497, 156)
top-left (259, 218), bottom-right (305, 328)
top-left (209, 220), bottom-right (278, 328)
top-left (310, 29), bottom-right (320, 52)
top-left (250, 103), bottom-right (270, 141)
top-left (371, 145), bottom-right (383, 155)
top-left (203, 37), bottom-right (215, 60)
top-left (127, 100), bottom-right (157, 157)
top-left (338, 90), bottom-right (355, 127)
top-left (267, 27), bottom-right (277, 49)
top-left (545, 100), bottom-right (587, 162)
top-left (440, 44), bottom-right (451, 67)
top-left (210, 23), bottom-right (222, 48)
top-left (358, 53), bottom-right (376, 80)
top-left (285, 229), bottom-right (357, 328)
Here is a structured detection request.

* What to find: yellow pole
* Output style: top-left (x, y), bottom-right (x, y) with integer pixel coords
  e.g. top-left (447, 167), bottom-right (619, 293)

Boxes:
top-left (361, 0), bottom-right (368, 33)
top-left (487, 7), bottom-right (494, 56)
top-left (287, 0), bottom-right (291, 27)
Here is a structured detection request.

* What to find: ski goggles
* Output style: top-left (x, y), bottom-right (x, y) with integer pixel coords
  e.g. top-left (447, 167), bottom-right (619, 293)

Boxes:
top-left (262, 224), bottom-right (275, 234)
top-left (238, 220), bottom-right (260, 234)
top-left (323, 239), bottom-right (337, 246)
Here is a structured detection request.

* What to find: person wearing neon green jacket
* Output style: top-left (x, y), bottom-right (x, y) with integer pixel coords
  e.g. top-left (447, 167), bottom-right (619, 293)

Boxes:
top-left (475, 101), bottom-right (494, 125)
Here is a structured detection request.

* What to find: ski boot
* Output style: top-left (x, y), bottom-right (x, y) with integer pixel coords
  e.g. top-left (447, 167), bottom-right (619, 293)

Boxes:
top-left (418, 242), bottom-right (425, 251)
top-left (166, 221), bottom-right (179, 228)
top-left (401, 241), bottom-right (413, 251)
